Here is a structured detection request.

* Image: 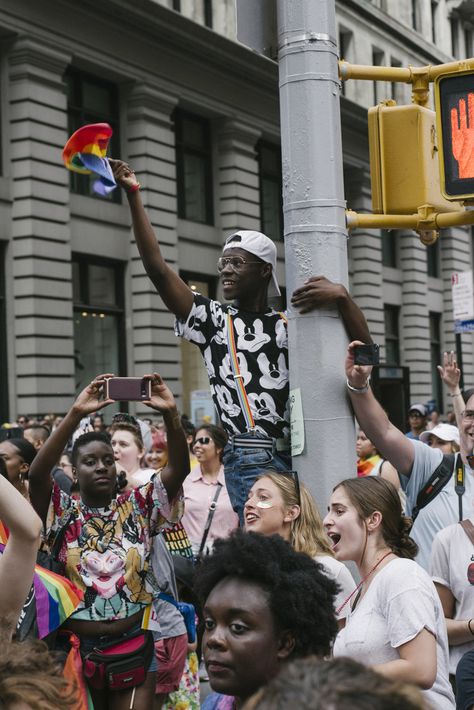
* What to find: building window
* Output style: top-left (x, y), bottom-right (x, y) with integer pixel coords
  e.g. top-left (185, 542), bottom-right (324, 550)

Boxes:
top-left (204, 0), bottom-right (213, 27)
top-left (175, 110), bottom-right (214, 225)
top-left (338, 29), bottom-right (352, 96)
top-left (465, 27), bottom-right (473, 58)
top-left (72, 256), bottom-right (125, 411)
top-left (431, 2), bottom-right (438, 43)
top-left (372, 49), bottom-right (385, 104)
top-left (430, 312), bottom-right (443, 411)
top-left (390, 58), bottom-right (402, 102)
top-left (180, 272), bottom-right (217, 419)
top-left (0, 243), bottom-right (8, 422)
top-left (65, 69), bottom-right (120, 202)
top-left (411, 0), bottom-right (420, 31)
top-left (381, 229), bottom-right (398, 268)
top-left (384, 305), bottom-right (400, 365)
top-left (172, 0), bottom-right (181, 10)
top-left (427, 240), bottom-right (440, 278)
top-left (451, 16), bottom-right (460, 57)
top-left (258, 141), bottom-right (283, 242)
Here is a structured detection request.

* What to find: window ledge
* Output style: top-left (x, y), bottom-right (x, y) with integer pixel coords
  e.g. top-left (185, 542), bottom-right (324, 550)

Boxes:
top-left (70, 194), bottom-right (129, 225)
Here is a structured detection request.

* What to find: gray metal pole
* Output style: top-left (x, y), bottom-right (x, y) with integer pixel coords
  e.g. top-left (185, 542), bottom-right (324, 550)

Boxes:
top-left (277, 0), bottom-right (356, 511)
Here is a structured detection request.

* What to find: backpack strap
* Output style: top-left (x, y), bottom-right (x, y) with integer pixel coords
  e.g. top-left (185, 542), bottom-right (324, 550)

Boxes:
top-left (459, 519), bottom-right (474, 546)
top-left (412, 453), bottom-right (456, 522)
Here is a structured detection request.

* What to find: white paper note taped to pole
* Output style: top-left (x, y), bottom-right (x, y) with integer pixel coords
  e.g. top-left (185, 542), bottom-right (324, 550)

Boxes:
top-left (289, 387), bottom-right (305, 457)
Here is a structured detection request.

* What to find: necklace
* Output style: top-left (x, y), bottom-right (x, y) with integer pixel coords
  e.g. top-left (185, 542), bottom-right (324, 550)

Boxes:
top-left (336, 550), bottom-right (393, 616)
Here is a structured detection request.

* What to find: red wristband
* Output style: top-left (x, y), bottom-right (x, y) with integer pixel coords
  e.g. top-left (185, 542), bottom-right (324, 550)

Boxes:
top-left (127, 182), bottom-right (140, 193)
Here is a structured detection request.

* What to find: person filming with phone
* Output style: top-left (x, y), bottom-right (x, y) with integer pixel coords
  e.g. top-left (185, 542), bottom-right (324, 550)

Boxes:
top-left (109, 159), bottom-right (371, 523)
top-left (27, 372), bottom-right (190, 710)
top-left (345, 344), bottom-right (474, 572)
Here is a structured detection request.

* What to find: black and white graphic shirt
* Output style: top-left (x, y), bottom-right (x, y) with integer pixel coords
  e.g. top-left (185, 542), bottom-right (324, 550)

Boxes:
top-left (175, 294), bottom-right (289, 441)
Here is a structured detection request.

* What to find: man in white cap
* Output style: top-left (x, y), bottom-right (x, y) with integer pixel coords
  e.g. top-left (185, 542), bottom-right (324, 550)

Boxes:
top-left (111, 160), bottom-right (371, 521)
top-left (405, 403), bottom-right (428, 440)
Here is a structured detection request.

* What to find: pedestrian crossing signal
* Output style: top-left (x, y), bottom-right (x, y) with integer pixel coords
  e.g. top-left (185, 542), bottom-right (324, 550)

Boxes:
top-left (435, 70), bottom-right (474, 200)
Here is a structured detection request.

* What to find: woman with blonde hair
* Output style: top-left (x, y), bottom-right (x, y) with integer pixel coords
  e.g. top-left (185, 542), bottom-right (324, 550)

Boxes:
top-left (244, 471), bottom-right (355, 626)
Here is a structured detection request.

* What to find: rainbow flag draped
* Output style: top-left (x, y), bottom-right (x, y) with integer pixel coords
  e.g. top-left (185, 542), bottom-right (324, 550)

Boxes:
top-left (0, 521), bottom-right (83, 638)
top-left (62, 122), bottom-right (116, 196)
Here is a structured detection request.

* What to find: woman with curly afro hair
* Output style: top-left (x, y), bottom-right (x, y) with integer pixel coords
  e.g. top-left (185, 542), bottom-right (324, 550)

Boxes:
top-left (196, 529), bottom-right (338, 709)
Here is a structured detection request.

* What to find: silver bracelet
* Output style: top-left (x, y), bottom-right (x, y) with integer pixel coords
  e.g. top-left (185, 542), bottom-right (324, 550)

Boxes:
top-left (346, 377), bottom-right (371, 394)
top-left (447, 391), bottom-right (462, 398)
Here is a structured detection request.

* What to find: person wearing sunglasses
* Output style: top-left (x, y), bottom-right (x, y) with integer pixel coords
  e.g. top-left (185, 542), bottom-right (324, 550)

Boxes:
top-left (244, 471), bottom-right (355, 628)
top-left (182, 425), bottom-right (238, 559)
top-left (110, 159), bottom-right (371, 523)
top-left (345, 344), bottom-right (474, 572)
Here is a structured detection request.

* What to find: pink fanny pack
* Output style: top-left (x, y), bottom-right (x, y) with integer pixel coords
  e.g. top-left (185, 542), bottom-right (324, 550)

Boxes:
top-left (82, 629), bottom-right (154, 691)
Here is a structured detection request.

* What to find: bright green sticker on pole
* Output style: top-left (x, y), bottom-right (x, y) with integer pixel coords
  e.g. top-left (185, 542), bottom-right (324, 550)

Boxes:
top-left (289, 387), bottom-right (305, 457)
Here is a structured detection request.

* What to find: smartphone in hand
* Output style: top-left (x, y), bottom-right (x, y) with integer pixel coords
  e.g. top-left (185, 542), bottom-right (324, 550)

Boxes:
top-left (105, 377), bottom-right (151, 401)
top-left (353, 344), bottom-right (380, 366)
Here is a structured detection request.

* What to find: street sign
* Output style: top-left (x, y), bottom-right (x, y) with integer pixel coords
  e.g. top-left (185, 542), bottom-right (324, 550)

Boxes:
top-left (452, 271), bottom-right (474, 335)
top-left (235, 0), bottom-right (276, 59)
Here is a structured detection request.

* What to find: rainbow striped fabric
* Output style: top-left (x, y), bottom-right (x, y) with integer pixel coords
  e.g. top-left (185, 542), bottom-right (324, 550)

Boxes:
top-left (0, 520), bottom-right (83, 639)
top-left (62, 122), bottom-right (116, 196)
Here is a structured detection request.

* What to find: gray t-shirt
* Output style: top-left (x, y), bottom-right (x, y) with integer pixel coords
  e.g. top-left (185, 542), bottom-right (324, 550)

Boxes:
top-left (405, 441), bottom-right (474, 570)
top-left (150, 534), bottom-right (186, 640)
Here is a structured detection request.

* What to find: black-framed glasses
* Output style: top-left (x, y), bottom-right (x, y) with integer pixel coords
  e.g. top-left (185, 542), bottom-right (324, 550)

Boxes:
top-left (194, 436), bottom-right (211, 446)
top-left (217, 256), bottom-right (263, 272)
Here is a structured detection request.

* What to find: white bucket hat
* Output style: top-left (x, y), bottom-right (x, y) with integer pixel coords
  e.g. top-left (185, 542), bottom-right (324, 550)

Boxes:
top-left (420, 424), bottom-right (460, 446)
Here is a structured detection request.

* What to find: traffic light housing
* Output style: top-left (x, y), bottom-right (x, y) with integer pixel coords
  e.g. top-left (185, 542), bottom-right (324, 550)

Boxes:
top-left (435, 70), bottom-right (474, 201)
top-left (368, 102), bottom-right (460, 214)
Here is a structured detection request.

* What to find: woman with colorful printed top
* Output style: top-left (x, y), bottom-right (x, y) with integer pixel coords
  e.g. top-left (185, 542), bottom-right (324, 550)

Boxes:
top-left (28, 373), bottom-right (190, 710)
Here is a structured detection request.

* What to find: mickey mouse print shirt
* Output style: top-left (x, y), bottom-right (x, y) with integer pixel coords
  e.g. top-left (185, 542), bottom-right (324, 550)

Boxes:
top-left (175, 294), bottom-right (289, 442)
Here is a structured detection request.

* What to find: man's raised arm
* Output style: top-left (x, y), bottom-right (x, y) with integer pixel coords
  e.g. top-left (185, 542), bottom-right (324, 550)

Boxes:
top-left (345, 340), bottom-right (415, 476)
top-left (110, 159), bottom-right (194, 321)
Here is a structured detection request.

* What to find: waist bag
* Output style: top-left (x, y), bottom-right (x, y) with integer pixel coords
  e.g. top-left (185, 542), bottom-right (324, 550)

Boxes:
top-left (82, 628), bottom-right (154, 691)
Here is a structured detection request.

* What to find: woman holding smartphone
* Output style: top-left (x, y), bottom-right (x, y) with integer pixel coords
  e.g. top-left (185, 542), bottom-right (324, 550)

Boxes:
top-left (324, 476), bottom-right (454, 709)
top-left (28, 373), bottom-right (190, 710)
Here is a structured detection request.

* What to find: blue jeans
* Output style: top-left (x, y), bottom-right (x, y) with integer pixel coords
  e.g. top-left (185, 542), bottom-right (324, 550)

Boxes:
top-left (223, 442), bottom-right (292, 525)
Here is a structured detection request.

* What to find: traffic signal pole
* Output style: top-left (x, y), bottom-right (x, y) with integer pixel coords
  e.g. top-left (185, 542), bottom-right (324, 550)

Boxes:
top-left (277, 0), bottom-right (355, 510)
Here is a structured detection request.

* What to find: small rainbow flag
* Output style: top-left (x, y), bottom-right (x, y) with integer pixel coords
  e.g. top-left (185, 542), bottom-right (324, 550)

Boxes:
top-left (62, 122), bottom-right (116, 196)
top-left (0, 522), bottom-right (83, 639)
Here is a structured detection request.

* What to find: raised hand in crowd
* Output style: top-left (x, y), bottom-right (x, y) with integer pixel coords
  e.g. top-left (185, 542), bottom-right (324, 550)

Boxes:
top-left (0, 467), bottom-right (42, 643)
top-left (438, 351), bottom-right (464, 429)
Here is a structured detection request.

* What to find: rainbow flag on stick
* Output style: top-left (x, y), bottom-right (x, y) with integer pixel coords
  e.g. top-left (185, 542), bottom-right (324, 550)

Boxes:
top-left (62, 122), bottom-right (116, 196)
top-left (0, 522), bottom-right (83, 638)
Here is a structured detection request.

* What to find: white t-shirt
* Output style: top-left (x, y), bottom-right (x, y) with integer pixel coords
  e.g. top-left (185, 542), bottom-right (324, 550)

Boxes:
top-left (314, 554), bottom-right (356, 620)
top-left (334, 558), bottom-right (454, 710)
top-left (431, 520), bottom-right (474, 674)
top-left (404, 442), bottom-right (474, 571)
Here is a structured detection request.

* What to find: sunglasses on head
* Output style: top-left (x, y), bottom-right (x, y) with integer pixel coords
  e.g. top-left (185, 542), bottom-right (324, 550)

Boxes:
top-left (284, 470), bottom-right (301, 507)
top-left (194, 436), bottom-right (211, 446)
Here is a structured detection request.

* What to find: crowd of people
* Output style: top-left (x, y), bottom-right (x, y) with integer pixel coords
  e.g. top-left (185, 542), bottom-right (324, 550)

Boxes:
top-left (0, 160), bottom-right (472, 710)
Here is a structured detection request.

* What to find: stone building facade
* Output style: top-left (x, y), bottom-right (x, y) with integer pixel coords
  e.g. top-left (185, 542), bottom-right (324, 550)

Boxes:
top-left (0, 0), bottom-right (473, 423)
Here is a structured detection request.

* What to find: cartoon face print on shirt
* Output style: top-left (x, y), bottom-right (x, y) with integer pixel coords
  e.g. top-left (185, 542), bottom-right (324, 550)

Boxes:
top-left (81, 549), bottom-right (125, 599)
top-left (186, 304), bottom-right (208, 345)
top-left (257, 352), bottom-right (288, 390)
top-left (234, 318), bottom-right (271, 353)
top-left (248, 393), bottom-right (280, 424)
top-left (210, 301), bottom-right (226, 345)
top-left (215, 384), bottom-right (242, 418)
top-left (275, 317), bottom-right (288, 350)
top-left (219, 352), bottom-right (251, 390)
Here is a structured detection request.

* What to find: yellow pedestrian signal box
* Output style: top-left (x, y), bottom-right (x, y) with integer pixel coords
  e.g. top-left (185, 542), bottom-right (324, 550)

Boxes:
top-left (368, 102), bottom-right (460, 214)
top-left (435, 70), bottom-right (474, 201)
